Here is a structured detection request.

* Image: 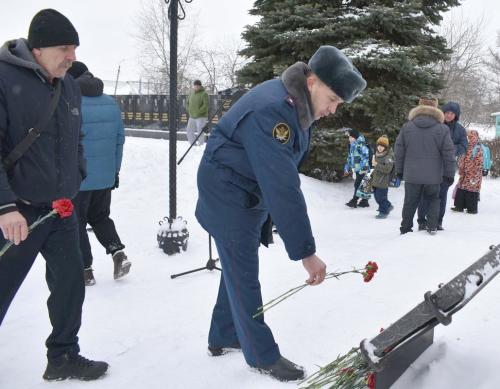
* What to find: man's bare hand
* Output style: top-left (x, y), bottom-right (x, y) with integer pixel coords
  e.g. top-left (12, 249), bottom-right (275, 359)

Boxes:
top-left (302, 254), bottom-right (327, 286)
top-left (0, 211), bottom-right (28, 245)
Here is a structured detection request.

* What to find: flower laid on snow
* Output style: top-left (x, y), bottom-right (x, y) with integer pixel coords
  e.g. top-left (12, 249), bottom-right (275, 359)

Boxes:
top-left (253, 261), bottom-right (379, 318)
top-left (299, 347), bottom-right (375, 389)
top-left (0, 198), bottom-right (74, 258)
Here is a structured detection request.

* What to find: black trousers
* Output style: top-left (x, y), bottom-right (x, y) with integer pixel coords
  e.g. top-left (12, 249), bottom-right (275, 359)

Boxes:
top-left (0, 202), bottom-right (84, 360)
top-left (417, 181), bottom-right (451, 226)
top-left (454, 188), bottom-right (479, 213)
top-left (74, 189), bottom-right (124, 268)
top-left (353, 172), bottom-right (365, 199)
top-left (402, 183), bottom-right (440, 230)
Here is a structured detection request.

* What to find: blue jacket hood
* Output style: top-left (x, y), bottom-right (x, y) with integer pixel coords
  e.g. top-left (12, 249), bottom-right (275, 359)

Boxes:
top-left (441, 101), bottom-right (461, 121)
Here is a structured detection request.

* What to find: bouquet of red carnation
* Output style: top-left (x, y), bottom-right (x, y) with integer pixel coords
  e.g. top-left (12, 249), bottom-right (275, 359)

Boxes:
top-left (299, 347), bottom-right (375, 389)
top-left (253, 261), bottom-right (379, 318)
top-left (0, 199), bottom-right (73, 258)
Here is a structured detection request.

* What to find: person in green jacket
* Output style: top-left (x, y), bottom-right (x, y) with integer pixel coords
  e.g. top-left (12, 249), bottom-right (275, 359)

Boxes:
top-left (186, 79), bottom-right (209, 146)
top-left (372, 135), bottom-right (395, 219)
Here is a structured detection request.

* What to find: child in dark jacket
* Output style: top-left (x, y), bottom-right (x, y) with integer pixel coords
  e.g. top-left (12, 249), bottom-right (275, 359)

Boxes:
top-left (372, 135), bottom-right (395, 219)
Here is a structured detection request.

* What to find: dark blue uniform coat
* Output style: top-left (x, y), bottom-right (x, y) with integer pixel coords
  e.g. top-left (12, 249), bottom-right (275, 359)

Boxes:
top-left (196, 77), bottom-right (316, 368)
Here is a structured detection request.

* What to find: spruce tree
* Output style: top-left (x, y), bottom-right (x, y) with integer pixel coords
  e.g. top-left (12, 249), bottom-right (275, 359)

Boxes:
top-left (238, 0), bottom-right (461, 181)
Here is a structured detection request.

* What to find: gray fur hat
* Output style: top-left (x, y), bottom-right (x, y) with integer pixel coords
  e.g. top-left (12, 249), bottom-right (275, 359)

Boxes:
top-left (308, 45), bottom-right (367, 103)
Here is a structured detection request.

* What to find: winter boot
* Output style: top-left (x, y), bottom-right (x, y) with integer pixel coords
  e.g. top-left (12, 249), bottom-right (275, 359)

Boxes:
top-left (400, 227), bottom-right (413, 235)
top-left (258, 356), bottom-right (305, 382)
top-left (345, 198), bottom-right (358, 208)
top-left (375, 212), bottom-right (387, 219)
top-left (43, 353), bottom-right (108, 381)
top-left (112, 250), bottom-right (131, 280)
top-left (83, 268), bottom-right (96, 286)
top-left (450, 207), bottom-right (464, 212)
top-left (358, 199), bottom-right (370, 208)
top-left (418, 222), bottom-right (427, 231)
top-left (437, 224), bottom-right (444, 231)
top-left (427, 227), bottom-right (437, 235)
top-left (208, 343), bottom-right (241, 357)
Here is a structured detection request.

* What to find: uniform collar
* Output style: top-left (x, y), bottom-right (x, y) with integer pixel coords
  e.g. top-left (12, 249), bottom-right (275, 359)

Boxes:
top-left (281, 62), bottom-right (315, 130)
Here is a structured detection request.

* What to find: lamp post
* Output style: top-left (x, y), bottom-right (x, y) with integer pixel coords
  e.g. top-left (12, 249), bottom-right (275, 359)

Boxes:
top-left (158, 0), bottom-right (192, 256)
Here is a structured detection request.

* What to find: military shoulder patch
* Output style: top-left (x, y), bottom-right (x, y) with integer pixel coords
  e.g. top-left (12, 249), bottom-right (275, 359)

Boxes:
top-left (272, 122), bottom-right (291, 144)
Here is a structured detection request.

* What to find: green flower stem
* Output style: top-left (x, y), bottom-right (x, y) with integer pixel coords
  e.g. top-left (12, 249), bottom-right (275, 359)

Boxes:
top-left (253, 267), bottom-right (367, 318)
top-left (0, 210), bottom-right (57, 258)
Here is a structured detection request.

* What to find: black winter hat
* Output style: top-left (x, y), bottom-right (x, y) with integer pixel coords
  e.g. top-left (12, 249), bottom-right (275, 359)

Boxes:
top-left (308, 45), bottom-right (367, 103)
top-left (347, 128), bottom-right (360, 139)
top-left (67, 61), bottom-right (88, 79)
top-left (28, 9), bottom-right (79, 49)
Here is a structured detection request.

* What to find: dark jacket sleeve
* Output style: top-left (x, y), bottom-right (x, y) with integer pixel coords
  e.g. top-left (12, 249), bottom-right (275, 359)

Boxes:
top-left (454, 122), bottom-right (468, 157)
top-left (0, 84), bottom-right (19, 211)
top-left (237, 109), bottom-right (316, 261)
top-left (394, 126), bottom-right (406, 176)
top-left (441, 126), bottom-right (456, 178)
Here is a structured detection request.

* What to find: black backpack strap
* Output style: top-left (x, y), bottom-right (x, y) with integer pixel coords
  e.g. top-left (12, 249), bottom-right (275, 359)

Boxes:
top-left (2, 80), bottom-right (62, 171)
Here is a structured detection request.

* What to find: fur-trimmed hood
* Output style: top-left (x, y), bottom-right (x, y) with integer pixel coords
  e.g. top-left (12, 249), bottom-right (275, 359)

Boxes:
top-left (408, 105), bottom-right (444, 123)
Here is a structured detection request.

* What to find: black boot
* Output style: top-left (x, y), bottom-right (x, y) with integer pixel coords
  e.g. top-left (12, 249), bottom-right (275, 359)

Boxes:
top-left (43, 353), bottom-right (108, 381)
top-left (258, 356), bottom-right (305, 382)
top-left (400, 227), bottom-right (413, 235)
top-left (358, 199), bottom-right (370, 208)
top-left (418, 222), bottom-right (427, 231)
top-left (208, 343), bottom-right (241, 357)
top-left (345, 198), bottom-right (358, 208)
top-left (112, 250), bottom-right (131, 280)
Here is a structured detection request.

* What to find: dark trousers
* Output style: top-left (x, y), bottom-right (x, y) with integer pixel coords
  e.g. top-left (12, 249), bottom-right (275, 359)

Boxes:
top-left (353, 172), bottom-right (365, 199)
top-left (454, 188), bottom-right (479, 213)
top-left (374, 187), bottom-right (391, 214)
top-left (0, 202), bottom-right (84, 360)
top-left (208, 237), bottom-right (280, 368)
top-left (402, 183), bottom-right (440, 230)
top-left (417, 181), bottom-right (450, 226)
top-left (74, 189), bottom-right (124, 268)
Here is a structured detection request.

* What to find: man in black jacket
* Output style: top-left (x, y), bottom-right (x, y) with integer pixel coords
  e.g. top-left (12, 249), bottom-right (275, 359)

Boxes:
top-left (0, 9), bottom-right (108, 381)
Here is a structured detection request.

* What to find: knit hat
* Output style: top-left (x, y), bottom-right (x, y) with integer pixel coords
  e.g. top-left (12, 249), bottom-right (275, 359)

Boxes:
top-left (377, 135), bottom-right (389, 148)
top-left (66, 60), bottom-right (88, 79)
top-left (347, 128), bottom-right (360, 139)
top-left (193, 80), bottom-right (202, 86)
top-left (308, 45), bottom-right (367, 103)
top-left (28, 9), bottom-right (79, 49)
top-left (418, 97), bottom-right (438, 108)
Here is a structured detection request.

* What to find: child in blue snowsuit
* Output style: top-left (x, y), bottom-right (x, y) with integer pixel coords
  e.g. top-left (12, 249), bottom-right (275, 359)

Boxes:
top-left (344, 128), bottom-right (371, 207)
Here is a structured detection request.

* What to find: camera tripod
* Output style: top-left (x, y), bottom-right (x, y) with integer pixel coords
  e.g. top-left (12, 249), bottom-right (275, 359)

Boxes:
top-left (170, 234), bottom-right (221, 279)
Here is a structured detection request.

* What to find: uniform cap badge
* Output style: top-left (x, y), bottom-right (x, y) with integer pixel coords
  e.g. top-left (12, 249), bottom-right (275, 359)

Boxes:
top-left (272, 123), bottom-right (291, 144)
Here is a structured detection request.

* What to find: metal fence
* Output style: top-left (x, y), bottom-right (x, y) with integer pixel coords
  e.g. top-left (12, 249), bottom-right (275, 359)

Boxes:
top-left (114, 94), bottom-right (223, 130)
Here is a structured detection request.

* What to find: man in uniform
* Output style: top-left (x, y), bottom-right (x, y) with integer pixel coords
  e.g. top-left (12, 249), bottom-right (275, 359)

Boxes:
top-left (0, 9), bottom-right (108, 381)
top-left (196, 46), bottom-right (366, 381)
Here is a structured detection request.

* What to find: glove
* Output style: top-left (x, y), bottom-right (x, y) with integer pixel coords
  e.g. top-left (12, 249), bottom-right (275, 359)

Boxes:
top-left (443, 176), bottom-right (454, 186)
top-left (112, 172), bottom-right (120, 190)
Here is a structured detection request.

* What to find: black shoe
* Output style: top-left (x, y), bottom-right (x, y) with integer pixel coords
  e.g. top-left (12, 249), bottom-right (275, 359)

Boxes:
top-left (467, 210), bottom-right (478, 214)
top-left (345, 198), bottom-right (357, 208)
top-left (43, 353), bottom-right (108, 381)
top-left (437, 224), bottom-right (444, 231)
top-left (427, 227), bottom-right (437, 235)
top-left (84, 268), bottom-right (96, 286)
top-left (208, 343), bottom-right (241, 356)
top-left (418, 223), bottom-right (427, 231)
top-left (258, 356), bottom-right (305, 382)
top-left (112, 250), bottom-right (131, 280)
top-left (358, 199), bottom-right (370, 208)
top-left (451, 207), bottom-right (464, 212)
top-left (400, 227), bottom-right (413, 235)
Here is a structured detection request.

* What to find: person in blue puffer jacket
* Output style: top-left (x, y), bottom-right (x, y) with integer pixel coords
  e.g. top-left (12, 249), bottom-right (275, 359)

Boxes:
top-left (67, 61), bottom-right (130, 286)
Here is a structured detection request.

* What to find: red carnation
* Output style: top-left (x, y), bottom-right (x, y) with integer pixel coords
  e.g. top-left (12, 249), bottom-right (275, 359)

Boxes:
top-left (52, 199), bottom-right (73, 218)
top-left (363, 261), bottom-right (378, 282)
top-left (367, 372), bottom-right (376, 389)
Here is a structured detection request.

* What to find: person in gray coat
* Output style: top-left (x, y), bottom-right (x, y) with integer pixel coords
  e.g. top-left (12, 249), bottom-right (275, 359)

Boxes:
top-left (395, 98), bottom-right (456, 234)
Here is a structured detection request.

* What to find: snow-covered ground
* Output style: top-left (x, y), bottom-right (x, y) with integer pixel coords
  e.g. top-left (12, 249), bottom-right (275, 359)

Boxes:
top-left (1, 137), bottom-right (500, 389)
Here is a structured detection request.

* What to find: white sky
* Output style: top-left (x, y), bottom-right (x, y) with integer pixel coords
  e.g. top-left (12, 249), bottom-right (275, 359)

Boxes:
top-left (0, 0), bottom-right (497, 82)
